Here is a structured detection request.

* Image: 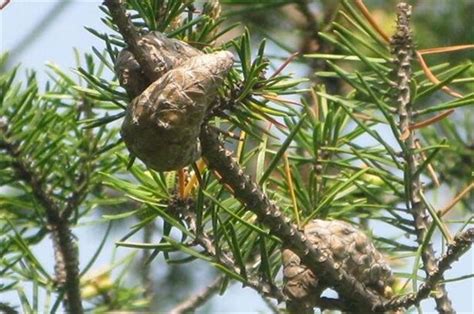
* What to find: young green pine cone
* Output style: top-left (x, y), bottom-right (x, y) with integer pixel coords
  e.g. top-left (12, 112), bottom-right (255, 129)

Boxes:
top-left (115, 32), bottom-right (203, 98)
top-left (120, 51), bottom-right (234, 172)
top-left (282, 219), bottom-right (393, 309)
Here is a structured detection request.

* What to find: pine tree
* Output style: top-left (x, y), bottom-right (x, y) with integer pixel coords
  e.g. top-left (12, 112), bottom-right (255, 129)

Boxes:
top-left (1, 1), bottom-right (473, 313)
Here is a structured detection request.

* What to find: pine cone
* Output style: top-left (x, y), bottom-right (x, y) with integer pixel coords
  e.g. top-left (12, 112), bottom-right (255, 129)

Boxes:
top-left (115, 32), bottom-right (203, 98)
top-left (282, 219), bottom-right (393, 307)
top-left (120, 51), bottom-right (234, 172)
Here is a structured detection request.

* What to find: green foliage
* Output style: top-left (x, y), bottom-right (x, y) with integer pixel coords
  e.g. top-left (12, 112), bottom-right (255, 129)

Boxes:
top-left (1, 0), bottom-right (473, 312)
top-left (308, 0), bottom-right (473, 290)
top-left (0, 51), bottom-right (145, 311)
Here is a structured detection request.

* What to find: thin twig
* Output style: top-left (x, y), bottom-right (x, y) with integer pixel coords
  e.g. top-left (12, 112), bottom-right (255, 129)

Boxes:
top-left (391, 3), bottom-right (454, 312)
top-left (103, 0), bottom-right (160, 83)
top-left (169, 275), bottom-right (226, 314)
top-left (382, 228), bottom-right (474, 311)
top-left (168, 198), bottom-right (286, 303)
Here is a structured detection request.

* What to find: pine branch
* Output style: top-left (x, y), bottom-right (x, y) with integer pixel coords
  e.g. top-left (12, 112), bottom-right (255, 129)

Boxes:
top-left (100, 1), bottom-right (470, 312)
top-left (103, 0), bottom-right (159, 83)
top-left (390, 3), bottom-right (454, 313)
top-left (0, 121), bottom-right (83, 314)
top-left (199, 126), bottom-right (386, 312)
top-left (169, 275), bottom-right (225, 314)
top-left (382, 228), bottom-right (474, 311)
top-left (104, 0), bottom-right (383, 312)
top-left (170, 198), bottom-right (349, 314)
top-left (168, 198), bottom-right (286, 302)
top-left (102, 0), bottom-right (285, 304)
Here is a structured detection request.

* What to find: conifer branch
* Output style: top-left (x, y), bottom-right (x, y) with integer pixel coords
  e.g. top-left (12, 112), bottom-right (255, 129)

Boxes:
top-left (102, 0), bottom-right (285, 305)
top-left (168, 198), bottom-right (286, 303)
top-left (390, 3), bottom-right (454, 312)
top-left (103, 0), bottom-right (159, 83)
top-left (100, 1), bottom-right (472, 312)
top-left (101, 1), bottom-right (390, 309)
top-left (0, 120), bottom-right (83, 314)
top-left (199, 126), bottom-right (386, 312)
top-left (382, 228), bottom-right (474, 311)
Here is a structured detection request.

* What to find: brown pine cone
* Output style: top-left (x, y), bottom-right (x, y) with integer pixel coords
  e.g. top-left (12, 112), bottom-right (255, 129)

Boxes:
top-left (282, 219), bottom-right (393, 308)
top-left (115, 32), bottom-right (203, 98)
top-left (120, 51), bottom-right (234, 172)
